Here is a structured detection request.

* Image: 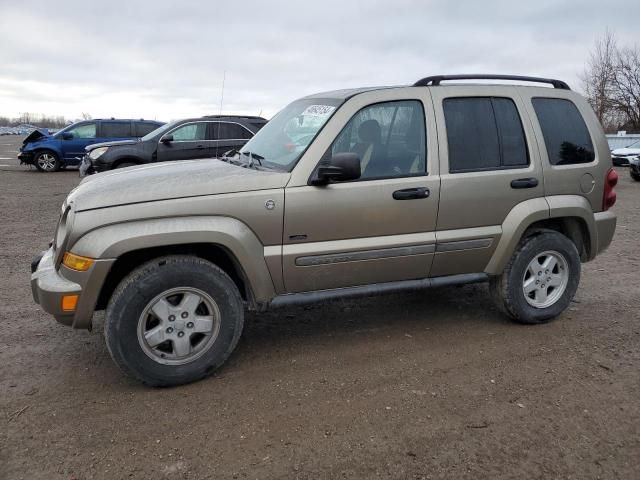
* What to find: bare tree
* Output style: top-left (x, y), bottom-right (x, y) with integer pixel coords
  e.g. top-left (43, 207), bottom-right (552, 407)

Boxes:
top-left (81, 112), bottom-right (92, 120)
top-left (581, 30), bottom-right (617, 130)
top-left (610, 45), bottom-right (640, 131)
top-left (582, 31), bottom-right (640, 132)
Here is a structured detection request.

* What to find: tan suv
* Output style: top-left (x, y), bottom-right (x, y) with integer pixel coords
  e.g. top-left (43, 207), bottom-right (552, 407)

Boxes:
top-left (31, 74), bottom-right (618, 386)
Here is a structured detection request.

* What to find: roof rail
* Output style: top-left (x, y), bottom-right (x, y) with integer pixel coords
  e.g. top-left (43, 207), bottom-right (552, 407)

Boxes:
top-left (413, 74), bottom-right (571, 90)
top-left (203, 114), bottom-right (266, 120)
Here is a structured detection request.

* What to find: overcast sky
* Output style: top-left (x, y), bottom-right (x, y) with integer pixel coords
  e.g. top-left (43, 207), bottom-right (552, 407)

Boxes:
top-left (0, 0), bottom-right (638, 121)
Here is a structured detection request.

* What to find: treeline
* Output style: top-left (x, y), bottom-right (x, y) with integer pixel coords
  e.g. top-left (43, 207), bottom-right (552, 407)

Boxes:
top-left (582, 31), bottom-right (640, 133)
top-left (0, 113), bottom-right (72, 129)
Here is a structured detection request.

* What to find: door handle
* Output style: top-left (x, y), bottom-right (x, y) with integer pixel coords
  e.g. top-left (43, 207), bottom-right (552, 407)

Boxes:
top-left (392, 187), bottom-right (430, 200)
top-left (196, 145), bottom-right (206, 150)
top-left (510, 177), bottom-right (539, 189)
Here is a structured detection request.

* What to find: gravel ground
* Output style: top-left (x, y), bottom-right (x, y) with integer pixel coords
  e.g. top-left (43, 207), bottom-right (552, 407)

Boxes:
top-left (1, 136), bottom-right (639, 479)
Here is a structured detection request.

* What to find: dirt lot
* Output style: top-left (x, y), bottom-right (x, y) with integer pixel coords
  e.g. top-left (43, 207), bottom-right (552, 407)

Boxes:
top-left (0, 135), bottom-right (639, 479)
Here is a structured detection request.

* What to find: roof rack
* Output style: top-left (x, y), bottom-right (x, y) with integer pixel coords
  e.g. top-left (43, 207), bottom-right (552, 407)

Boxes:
top-left (413, 74), bottom-right (571, 90)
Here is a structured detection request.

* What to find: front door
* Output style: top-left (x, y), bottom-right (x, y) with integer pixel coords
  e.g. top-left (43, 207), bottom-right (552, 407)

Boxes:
top-left (282, 98), bottom-right (440, 293)
top-left (157, 121), bottom-right (211, 162)
top-left (61, 121), bottom-right (98, 162)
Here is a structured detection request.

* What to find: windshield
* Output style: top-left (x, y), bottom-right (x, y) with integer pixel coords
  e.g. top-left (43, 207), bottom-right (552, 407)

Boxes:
top-left (141, 121), bottom-right (176, 141)
top-left (625, 139), bottom-right (640, 148)
top-left (239, 98), bottom-right (343, 171)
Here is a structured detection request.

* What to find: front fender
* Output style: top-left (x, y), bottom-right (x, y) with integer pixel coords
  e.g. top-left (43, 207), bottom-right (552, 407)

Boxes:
top-left (71, 216), bottom-right (277, 302)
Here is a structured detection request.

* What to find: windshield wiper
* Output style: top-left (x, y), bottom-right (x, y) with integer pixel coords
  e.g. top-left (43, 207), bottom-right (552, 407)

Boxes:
top-left (240, 150), bottom-right (265, 169)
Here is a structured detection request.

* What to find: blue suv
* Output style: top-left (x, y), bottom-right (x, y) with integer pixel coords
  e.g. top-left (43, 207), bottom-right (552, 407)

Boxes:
top-left (19, 118), bottom-right (164, 172)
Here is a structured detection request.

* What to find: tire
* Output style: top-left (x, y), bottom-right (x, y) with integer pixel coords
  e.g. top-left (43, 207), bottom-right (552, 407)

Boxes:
top-left (115, 161), bottom-right (137, 169)
top-left (105, 255), bottom-right (244, 387)
top-left (631, 172), bottom-right (640, 182)
top-left (34, 150), bottom-right (61, 172)
top-left (490, 230), bottom-right (580, 324)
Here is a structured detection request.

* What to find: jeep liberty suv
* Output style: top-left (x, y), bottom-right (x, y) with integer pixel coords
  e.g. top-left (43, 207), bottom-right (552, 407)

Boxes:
top-left (30, 74), bottom-right (617, 386)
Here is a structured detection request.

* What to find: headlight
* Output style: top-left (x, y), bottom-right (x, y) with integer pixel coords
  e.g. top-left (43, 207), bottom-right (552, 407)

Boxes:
top-left (88, 146), bottom-right (109, 160)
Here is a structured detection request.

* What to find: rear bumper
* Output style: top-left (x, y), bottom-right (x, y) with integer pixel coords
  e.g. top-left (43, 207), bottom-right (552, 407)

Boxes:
top-left (31, 247), bottom-right (115, 329)
top-left (593, 210), bottom-right (616, 256)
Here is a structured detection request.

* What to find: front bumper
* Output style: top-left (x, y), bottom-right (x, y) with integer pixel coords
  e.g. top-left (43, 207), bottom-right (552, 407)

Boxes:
top-left (19, 151), bottom-right (34, 165)
top-left (31, 247), bottom-right (114, 329)
top-left (594, 210), bottom-right (616, 256)
top-left (79, 155), bottom-right (94, 177)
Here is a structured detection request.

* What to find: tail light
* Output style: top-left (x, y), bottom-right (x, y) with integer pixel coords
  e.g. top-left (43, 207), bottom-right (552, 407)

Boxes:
top-left (602, 168), bottom-right (618, 210)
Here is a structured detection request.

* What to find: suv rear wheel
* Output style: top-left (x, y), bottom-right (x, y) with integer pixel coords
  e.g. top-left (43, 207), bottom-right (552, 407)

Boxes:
top-left (105, 255), bottom-right (244, 386)
top-left (34, 150), bottom-right (61, 172)
top-left (490, 230), bottom-right (580, 324)
top-left (631, 171), bottom-right (640, 182)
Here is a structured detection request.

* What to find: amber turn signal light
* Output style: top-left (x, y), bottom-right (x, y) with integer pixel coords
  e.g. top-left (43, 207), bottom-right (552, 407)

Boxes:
top-left (62, 252), bottom-right (94, 271)
top-left (61, 294), bottom-right (79, 312)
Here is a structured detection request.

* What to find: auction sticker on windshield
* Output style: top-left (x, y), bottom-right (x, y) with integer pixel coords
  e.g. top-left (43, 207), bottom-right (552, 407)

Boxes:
top-left (302, 105), bottom-right (336, 117)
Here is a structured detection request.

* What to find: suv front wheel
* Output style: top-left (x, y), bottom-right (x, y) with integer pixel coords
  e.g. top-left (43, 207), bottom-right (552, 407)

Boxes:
top-left (34, 150), bottom-right (61, 172)
top-left (490, 230), bottom-right (581, 324)
top-left (105, 255), bottom-right (244, 386)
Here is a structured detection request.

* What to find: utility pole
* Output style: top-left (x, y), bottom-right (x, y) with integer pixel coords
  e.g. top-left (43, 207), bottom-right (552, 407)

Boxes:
top-left (219, 71), bottom-right (226, 115)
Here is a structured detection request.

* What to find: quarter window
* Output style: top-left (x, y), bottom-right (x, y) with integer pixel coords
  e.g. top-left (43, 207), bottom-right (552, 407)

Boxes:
top-left (101, 122), bottom-right (131, 137)
top-left (67, 122), bottom-right (96, 139)
top-left (171, 123), bottom-right (207, 141)
top-left (532, 98), bottom-right (595, 165)
top-left (330, 100), bottom-right (426, 180)
top-left (443, 97), bottom-right (529, 173)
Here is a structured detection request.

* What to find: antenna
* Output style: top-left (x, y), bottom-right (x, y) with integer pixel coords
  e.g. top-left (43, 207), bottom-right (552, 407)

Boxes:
top-left (219, 70), bottom-right (226, 115)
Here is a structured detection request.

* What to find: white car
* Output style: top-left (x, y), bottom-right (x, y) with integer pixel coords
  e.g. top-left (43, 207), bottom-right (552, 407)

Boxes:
top-left (611, 139), bottom-right (640, 166)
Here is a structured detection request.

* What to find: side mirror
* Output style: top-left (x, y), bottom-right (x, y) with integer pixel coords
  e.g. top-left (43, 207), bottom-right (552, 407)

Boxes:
top-left (160, 134), bottom-right (174, 143)
top-left (310, 152), bottom-right (361, 186)
top-left (61, 132), bottom-right (73, 140)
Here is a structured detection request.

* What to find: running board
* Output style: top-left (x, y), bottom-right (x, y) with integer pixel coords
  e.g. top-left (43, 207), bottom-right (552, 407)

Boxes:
top-left (268, 273), bottom-right (489, 309)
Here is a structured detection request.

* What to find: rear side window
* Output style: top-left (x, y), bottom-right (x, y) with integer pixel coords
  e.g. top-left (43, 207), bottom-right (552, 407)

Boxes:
top-left (211, 122), bottom-right (253, 140)
top-left (101, 121), bottom-right (132, 137)
top-left (134, 122), bottom-right (159, 136)
top-left (443, 97), bottom-right (529, 173)
top-left (532, 98), bottom-right (595, 165)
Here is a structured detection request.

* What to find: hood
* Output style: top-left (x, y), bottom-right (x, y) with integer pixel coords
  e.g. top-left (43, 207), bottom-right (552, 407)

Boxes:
top-left (612, 147), bottom-right (640, 156)
top-left (69, 159), bottom-right (290, 211)
top-left (22, 128), bottom-right (50, 145)
top-left (86, 139), bottom-right (139, 151)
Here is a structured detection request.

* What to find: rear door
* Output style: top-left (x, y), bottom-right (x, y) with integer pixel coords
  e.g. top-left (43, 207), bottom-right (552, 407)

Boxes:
top-left (282, 92), bottom-right (440, 293)
top-left (210, 121), bottom-right (253, 157)
top-left (429, 86), bottom-right (544, 276)
top-left (156, 121), bottom-right (210, 161)
top-left (61, 121), bottom-right (98, 163)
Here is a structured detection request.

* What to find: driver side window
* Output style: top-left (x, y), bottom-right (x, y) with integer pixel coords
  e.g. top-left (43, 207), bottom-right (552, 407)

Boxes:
top-left (171, 123), bottom-right (207, 141)
top-left (68, 122), bottom-right (96, 139)
top-left (331, 100), bottom-right (426, 180)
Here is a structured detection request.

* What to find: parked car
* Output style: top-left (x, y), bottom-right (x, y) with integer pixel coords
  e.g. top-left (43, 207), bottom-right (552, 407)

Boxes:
top-left (19, 118), bottom-right (164, 172)
top-left (629, 156), bottom-right (640, 181)
top-left (611, 139), bottom-right (640, 166)
top-left (31, 74), bottom-right (617, 386)
top-left (79, 115), bottom-right (267, 176)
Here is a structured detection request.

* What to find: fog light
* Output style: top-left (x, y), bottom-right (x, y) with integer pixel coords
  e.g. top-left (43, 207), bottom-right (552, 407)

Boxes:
top-left (62, 252), bottom-right (94, 271)
top-left (62, 295), bottom-right (79, 312)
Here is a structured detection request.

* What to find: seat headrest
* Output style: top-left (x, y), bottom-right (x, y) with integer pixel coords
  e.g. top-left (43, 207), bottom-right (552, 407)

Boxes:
top-left (358, 120), bottom-right (381, 144)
